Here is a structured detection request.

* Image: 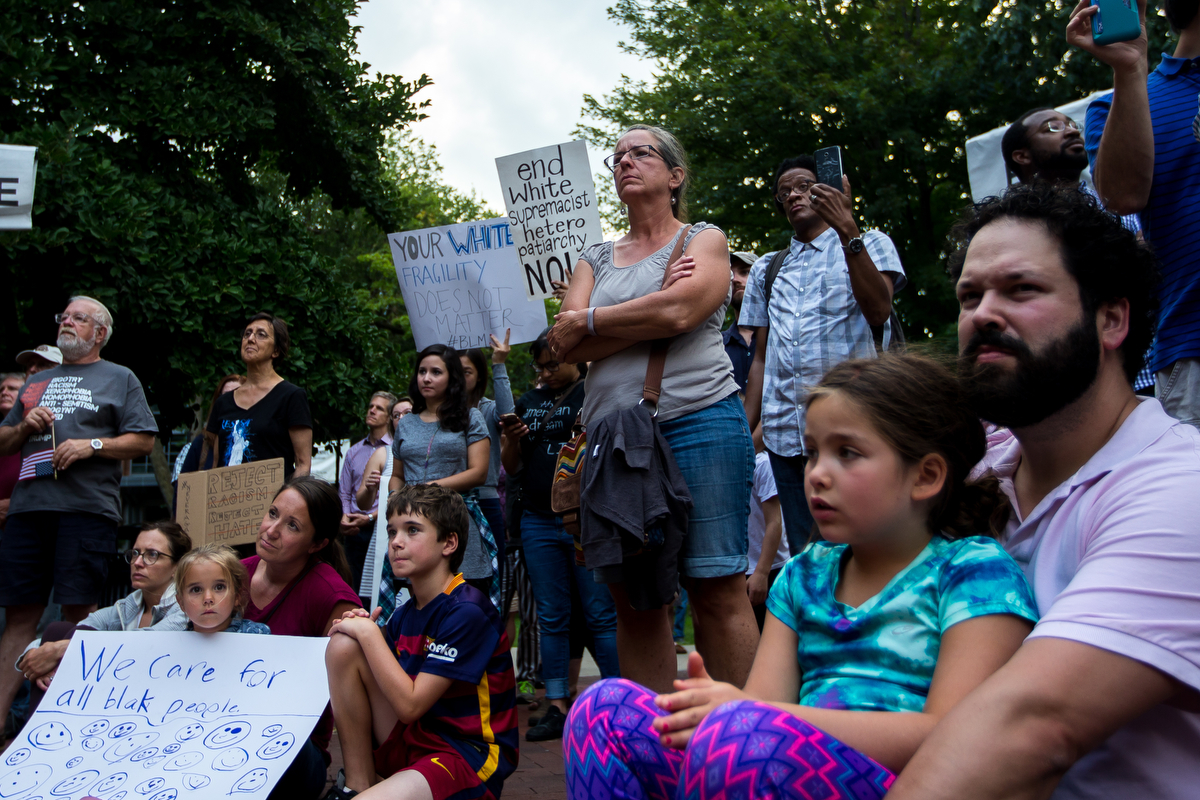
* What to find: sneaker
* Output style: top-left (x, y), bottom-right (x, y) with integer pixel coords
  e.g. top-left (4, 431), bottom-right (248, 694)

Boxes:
top-left (516, 680), bottom-right (537, 705)
top-left (526, 704), bottom-right (567, 742)
top-left (675, 642), bottom-right (687, 654)
top-left (321, 786), bottom-right (358, 800)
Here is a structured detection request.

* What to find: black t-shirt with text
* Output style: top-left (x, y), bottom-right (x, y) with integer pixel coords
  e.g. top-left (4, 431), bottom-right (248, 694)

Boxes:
top-left (206, 381), bottom-right (312, 479)
top-left (515, 382), bottom-right (585, 515)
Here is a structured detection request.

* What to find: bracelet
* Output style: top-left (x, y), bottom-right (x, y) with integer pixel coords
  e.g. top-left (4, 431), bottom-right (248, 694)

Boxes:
top-left (587, 307), bottom-right (597, 336)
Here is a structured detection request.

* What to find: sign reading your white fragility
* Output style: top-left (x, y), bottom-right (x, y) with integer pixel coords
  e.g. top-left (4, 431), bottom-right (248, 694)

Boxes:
top-left (0, 631), bottom-right (329, 800)
top-left (388, 218), bottom-right (548, 351)
top-left (496, 140), bottom-right (603, 300)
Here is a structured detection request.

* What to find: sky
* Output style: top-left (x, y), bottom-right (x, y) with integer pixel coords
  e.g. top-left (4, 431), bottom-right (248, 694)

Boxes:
top-left (353, 0), bottom-right (657, 215)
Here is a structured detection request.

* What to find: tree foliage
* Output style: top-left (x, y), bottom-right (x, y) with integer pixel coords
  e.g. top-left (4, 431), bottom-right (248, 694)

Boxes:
top-left (581, 0), bottom-right (1173, 341)
top-left (0, 0), bottom-right (462, 440)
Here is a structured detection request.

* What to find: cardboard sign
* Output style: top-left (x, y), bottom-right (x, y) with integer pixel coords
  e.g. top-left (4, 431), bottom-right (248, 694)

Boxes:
top-left (0, 144), bottom-right (38, 231)
top-left (387, 218), bottom-right (548, 351)
top-left (176, 459), bottom-right (284, 547)
top-left (0, 631), bottom-right (330, 799)
top-left (496, 140), bottom-right (603, 299)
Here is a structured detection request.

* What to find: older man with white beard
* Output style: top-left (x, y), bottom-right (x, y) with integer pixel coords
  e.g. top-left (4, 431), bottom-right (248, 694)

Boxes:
top-left (0, 296), bottom-right (157, 732)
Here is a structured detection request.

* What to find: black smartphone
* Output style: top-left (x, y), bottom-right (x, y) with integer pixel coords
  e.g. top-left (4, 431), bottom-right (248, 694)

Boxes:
top-left (499, 413), bottom-right (523, 428)
top-left (814, 146), bottom-right (844, 191)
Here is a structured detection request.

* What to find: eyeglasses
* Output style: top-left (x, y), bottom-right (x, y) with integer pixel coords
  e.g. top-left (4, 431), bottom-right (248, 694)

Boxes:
top-left (532, 361), bottom-right (562, 375)
top-left (242, 329), bottom-right (272, 341)
top-left (775, 180), bottom-right (818, 204)
top-left (124, 548), bottom-right (170, 565)
top-left (55, 312), bottom-right (97, 326)
top-left (392, 408), bottom-right (410, 419)
top-left (1040, 119), bottom-right (1080, 133)
top-left (604, 144), bottom-right (664, 173)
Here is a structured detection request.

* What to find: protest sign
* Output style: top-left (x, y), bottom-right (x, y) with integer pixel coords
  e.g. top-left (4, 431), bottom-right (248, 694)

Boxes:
top-left (0, 631), bottom-right (329, 800)
top-left (496, 140), bottom-right (603, 300)
top-left (388, 218), bottom-right (548, 351)
top-left (0, 144), bottom-right (38, 231)
top-left (176, 459), bottom-right (284, 547)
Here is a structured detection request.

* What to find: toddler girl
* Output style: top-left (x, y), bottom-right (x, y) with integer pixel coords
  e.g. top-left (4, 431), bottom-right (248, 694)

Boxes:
top-left (175, 544), bottom-right (270, 635)
top-left (564, 354), bottom-right (1038, 799)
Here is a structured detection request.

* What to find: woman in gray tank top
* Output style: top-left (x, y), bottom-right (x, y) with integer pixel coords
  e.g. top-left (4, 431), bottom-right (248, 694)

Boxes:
top-left (547, 125), bottom-right (757, 693)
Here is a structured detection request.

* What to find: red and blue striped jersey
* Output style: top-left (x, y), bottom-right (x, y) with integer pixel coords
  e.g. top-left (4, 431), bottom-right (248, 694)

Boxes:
top-left (385, 574), bottom-right (518, 791)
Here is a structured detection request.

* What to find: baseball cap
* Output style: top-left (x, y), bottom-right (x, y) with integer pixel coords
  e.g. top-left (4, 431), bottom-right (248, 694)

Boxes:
top-left (15, 344), bottom-right (64, 368)
top-left (731, 251), bottom-right (760, 268)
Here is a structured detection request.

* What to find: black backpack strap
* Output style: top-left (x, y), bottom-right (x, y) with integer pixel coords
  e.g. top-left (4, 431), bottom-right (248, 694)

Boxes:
top-left (762, 248), bottom-right (789, 310)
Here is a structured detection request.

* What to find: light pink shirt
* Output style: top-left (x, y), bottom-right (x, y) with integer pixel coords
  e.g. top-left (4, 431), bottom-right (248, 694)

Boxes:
top-left (976, 399), bottom-right (1200, 799)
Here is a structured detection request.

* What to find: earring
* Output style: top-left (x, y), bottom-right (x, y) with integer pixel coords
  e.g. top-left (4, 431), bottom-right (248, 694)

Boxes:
top-left (620, 203), bottom-right (627, 216)
top-left (671, 196), bottom-right (677, 206)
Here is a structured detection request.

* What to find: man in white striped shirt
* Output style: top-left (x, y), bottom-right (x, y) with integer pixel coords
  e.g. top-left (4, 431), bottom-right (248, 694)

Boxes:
top-left (741, 155), bottom-right (906, 551)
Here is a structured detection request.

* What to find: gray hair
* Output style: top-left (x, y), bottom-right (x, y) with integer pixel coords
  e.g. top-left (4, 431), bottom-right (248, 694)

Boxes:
top-left (618, 124), bottom-right (691, 221)
top-left (69, 295), bottom-right (114, 349)
top-left (1, 372), bottom-right (23, 385)
top-left (370, 390), bottom-right (398, 409)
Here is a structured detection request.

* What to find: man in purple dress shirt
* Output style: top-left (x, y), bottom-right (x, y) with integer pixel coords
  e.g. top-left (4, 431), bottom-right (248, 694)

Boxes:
top-left (338, 391), bottom-right (396, 599)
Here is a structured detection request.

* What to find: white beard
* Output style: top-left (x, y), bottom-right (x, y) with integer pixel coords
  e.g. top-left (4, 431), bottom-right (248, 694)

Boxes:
top-left (57, 329), bottom-right (95, 361)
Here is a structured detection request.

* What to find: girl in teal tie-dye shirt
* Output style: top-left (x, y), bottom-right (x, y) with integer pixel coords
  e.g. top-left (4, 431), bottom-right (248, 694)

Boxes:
top-left (564, 354), bottom-right (1038, 800)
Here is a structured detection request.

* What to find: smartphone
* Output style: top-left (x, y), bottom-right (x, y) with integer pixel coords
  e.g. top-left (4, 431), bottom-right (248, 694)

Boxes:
top-left (814, 146), bottom-right (844, 191)
top-left (1091, 0), bottom-right (1139, 46)
top-left (499, 413), bottom-right (523, 428)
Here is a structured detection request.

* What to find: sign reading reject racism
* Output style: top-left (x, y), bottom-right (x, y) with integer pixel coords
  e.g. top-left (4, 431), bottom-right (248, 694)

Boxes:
top-left (387, 218), bottom-right (548, 351)
top-left (176, 459), bottom-right (284, 547)
top-left (496, 140), bottom-right (603, 300)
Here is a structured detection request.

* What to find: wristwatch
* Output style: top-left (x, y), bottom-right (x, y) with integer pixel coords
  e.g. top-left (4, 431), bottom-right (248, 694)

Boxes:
top-left (90, 438), bottom-right (103, 452)
top-left (842, 236), bottom-right (865, 255)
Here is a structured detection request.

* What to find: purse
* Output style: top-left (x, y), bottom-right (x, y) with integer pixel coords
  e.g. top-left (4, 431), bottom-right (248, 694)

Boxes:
top-left (551, 225), bottom-right (693, 562)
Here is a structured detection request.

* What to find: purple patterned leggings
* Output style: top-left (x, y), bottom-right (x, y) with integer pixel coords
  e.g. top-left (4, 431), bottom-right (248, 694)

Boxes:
top-left (563, 679), bottom-right (896, 800)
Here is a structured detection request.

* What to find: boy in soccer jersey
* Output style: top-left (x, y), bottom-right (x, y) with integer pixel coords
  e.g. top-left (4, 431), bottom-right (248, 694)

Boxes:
top-left (324, 484), bottom-right (518, 800)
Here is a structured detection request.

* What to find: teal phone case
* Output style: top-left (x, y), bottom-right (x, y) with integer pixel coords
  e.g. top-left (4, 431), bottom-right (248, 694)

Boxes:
top-left (1092, 0), bottom-right (1140, 45)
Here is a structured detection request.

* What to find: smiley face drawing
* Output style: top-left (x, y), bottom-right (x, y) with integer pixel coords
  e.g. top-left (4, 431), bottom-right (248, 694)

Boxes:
top-left (202, 722), bottom-right (250, 750)
top-left (259, 725), bottom-right (282, 738)
top-left (255, 733), bottom-right (294, 761)
top-left (161, 744), bottom-right (181, 756)
top-left (82, 737), bottom-right (104, 751)
top-left (173, 724), bottom-right (203, 743)
top-left (27, 722), bottom-right (72, 752)
top-left (65, 757), bottom-right (83, 769)
top-left (161, 752), bottom-right (203, 772)
top-left (134, 776), bottom-right (165, 794)
top-left (110, 792), bottom-right (129, 800)
top-left (181, 774), bottom-right (210, 791)
top-left (48, 769), bottom-right (99, 796)
top-left (148, 789), bottom-right (179, 800)
top-left (82, 720), bottom-right (110, 736)
top-left (130, 747), bottom-right (159, 763)
top-left (108, 722), bottom-right (138, 739)
top-left (92, 772), bottom-right (128, 795)
top-left (0, 764), bottom-right (52, 797)
top-left (212, 748), bottom-right (247, 772)
top-left (103, 733), bottom-right (159, 764)
top-left (140, 757), bottom-right (165, 768)
top-left (228, 768), bottom-right (268, 795)
top-left (3, 748), bottom-right (30, 767)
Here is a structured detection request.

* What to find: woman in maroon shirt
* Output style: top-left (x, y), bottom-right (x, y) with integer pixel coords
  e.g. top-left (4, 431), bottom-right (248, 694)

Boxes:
top-left (243, 477), bottom-right (360, 798)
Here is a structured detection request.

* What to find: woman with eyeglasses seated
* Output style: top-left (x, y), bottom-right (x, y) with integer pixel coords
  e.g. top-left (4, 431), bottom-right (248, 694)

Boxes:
top-left (546, 124), bottom-right (757, 695)
top-left (15, 520), bottom-right (192, 712)
top-left (205, 312), bottom-right (313, 480)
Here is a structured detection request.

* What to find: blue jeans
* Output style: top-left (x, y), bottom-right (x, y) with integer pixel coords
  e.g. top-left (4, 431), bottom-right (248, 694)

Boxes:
top-left (673, 589), bottom-right (689, 641)
top-left (657, 393), bottom-right (754, 578)
top-left (766, 450), bottom-right (814, 555)
top-left (521, 510), bottom-right (620, 699)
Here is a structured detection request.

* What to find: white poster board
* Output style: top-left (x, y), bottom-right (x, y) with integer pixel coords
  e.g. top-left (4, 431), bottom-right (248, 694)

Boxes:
top-left (965, 91), bottom-right (1110, 201)
top-left (387, 218), bottom-right (547, 351)
top-left (1, 631), bottom-right (329, 800)
top-left (0, 144), bottom-right (38, 231)
top-left (496, 140), bottom-right (603, 300)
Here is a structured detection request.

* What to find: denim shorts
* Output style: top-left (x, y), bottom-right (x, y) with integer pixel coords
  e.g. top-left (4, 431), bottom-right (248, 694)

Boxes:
top-left (658, 393), bottom-right (754, 578)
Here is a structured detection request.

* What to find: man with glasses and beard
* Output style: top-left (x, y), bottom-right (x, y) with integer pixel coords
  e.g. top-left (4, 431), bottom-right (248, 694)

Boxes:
top-left (886, 184), bottom-right (1200, 799)
top-left (0, 296), bottom-right (157, 735)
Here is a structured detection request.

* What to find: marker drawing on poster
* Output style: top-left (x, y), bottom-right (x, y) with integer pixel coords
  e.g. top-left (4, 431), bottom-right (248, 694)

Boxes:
top-left (0, 631), bottom-right (329, 799)
top-left (0, 144), bottom-right (37, 230)
top-left (496, 140), bottom-right (603, 300)
top-left (387, 218), bottom-right (547, 351)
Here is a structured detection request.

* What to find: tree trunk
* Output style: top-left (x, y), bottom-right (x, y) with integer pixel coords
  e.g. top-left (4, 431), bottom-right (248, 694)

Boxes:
top-left (149, 437), bottom-right (174, 510)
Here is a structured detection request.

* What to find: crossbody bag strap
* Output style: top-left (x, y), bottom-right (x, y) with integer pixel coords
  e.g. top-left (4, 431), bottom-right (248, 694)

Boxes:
top-left (641, 224), bottom-right (692, 410)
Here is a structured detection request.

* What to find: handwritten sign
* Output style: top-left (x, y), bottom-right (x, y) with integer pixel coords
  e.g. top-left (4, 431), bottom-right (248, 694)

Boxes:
top-left (0, 631), bottom-right (330, 799)
top-left (387, 218), bottom-right (548, 351)
top-left (176, 460), bottom-right (284, 547)
top-left (496, 140), bottom-right (603, 300)
top-left (0, 144), bottom-right (37, 231)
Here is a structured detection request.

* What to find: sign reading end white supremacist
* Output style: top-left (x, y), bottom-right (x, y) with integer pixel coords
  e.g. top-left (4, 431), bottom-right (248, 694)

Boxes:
top-left (387, 218), bottom-right (548, 351)
top-left (496, 140), bottom-right (603, 300)
top-left (176, 459), bottom-right (284, 547)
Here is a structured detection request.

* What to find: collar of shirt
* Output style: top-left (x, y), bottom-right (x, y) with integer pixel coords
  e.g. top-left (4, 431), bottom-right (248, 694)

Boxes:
top-left (791, 226), bottom-right (841, 255)
top-left (358, 432), bottom-right (393, 449)
top-left (1156, 53), bottom-right (1200, 77)
top-left (722, 322), bottom-right (755, 349)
